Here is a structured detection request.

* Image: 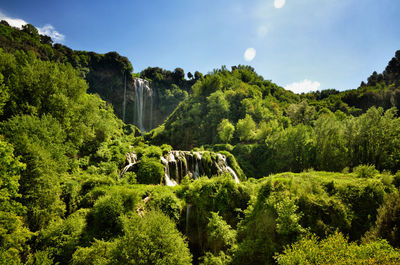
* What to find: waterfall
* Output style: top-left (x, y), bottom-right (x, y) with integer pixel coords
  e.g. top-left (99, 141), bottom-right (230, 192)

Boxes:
top-left (133, 78), bottom-right (153, 132)
top-left (120, 152), bottom-right (137, 178)
top-left (120, 150), bottom-right (241, 185)
top-left (161, 156), bottom-right (177, 186)
top-left (161, 151), bottom-right (240, 185)
top-left (186, 203), bottom-right (192, 235)
top-left (218, 154), bottom-right (240, 184)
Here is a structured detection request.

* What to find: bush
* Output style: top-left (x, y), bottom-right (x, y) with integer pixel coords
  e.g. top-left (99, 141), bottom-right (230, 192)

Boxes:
top-left (275, 232), bottom-right (400, 265)
top-left (87, 195), bottom-right (124, 240)
top-left (365, 192), bottom-right (400, 248)
top-left (353, 164), bottom-right (379, 178)
top-left (113, 211), bottom-right (192, 265)
top-left (206, 212), bottom-right (237, 254)
top-left (36, 209), bottom-right (89, 264)
top-left (136, 157), bottom-right (164, 184)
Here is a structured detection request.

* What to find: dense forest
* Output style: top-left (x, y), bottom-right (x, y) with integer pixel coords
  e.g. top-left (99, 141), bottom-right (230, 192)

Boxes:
top-left (0, 22), bottom-right (400, 265)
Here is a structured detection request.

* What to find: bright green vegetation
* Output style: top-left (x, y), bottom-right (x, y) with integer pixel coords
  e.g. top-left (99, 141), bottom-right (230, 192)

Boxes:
top-left (150, 64), bottom-right (400, 177)
top-left (0, 22), bottom-right (399, 264)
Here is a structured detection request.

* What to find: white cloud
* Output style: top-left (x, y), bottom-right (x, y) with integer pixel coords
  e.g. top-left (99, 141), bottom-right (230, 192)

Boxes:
top-left (0, 11), bottom-right (65, 42)
top-left (274, 0), bottom-right (286, 9)
top-left (37, 24), bottom-right (65, 42)
top-left (257, 25), bottom-right (269, 38)
top-left (0, 11), bottom-right (28, 28)
top-left (244, 48), bottom-right (256, 62)
top-left (284, 79), bottom-right (321, 94)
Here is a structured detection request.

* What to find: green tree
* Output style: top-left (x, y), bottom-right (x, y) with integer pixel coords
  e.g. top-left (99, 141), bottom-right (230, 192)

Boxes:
top-left (1, 115), bottom-right (67, 231)
top-left (217, 119), bottom-right (235, 143)
top-left (207, 91), bottom-right (230, 127)
top-left (314, 112), bottom-right (347, 171)
top-left (365, 192), bottom-right (400, 248)
top-left (265, 125), bottom-right (315, 172)
top-left (236, 114), bottom-right (256, 142)
top-left (206, 212), bottom-right (237, 254)
top-left (275, 232), bottom-right (400, 265)
top-left (286, 100), bottom-right (316, 126)
top-left (0, 138), bottom-right (31, 265)
top-left (136, 157), bottom-right (164, 184)
top-left (112, 211), bottom-right (192, 265)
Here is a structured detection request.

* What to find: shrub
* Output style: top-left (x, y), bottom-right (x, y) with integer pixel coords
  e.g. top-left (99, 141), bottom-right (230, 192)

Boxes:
top-left (275, 232), bottom-right (400, 265)
top-left (353, 164), bottom-right (379, 178)
top-left (365, 192), bottom-right (400, 248)
top-left (113, 211), bottom-right (192, 265)
top-left (136, 157), bottom-right (164, 184)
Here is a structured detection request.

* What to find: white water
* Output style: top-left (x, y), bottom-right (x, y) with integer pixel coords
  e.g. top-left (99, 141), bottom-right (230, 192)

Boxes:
top-left (218, 154), bottom-right (240, 183)
top-left (133, 78), bottom-right (153, 132)
top-left (120, 152), bottom-right (137, 178)
top-left (161, 156), bottom-right (177, 186)
top-left (161, 151), bottom-right (240, 185)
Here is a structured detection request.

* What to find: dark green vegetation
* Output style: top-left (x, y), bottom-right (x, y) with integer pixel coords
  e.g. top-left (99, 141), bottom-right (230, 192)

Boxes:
top-left (0, 22), bottom-right (400, 264)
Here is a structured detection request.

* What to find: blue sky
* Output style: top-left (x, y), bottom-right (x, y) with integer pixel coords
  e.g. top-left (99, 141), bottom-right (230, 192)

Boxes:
top-left (1, 0), bottom-right (399, 93)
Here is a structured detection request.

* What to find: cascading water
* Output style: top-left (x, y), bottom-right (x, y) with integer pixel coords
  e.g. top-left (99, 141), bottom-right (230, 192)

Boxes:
top-left (133, 78), bottom-right (153, 132)
top-left (161, 156), bottom-right (178, 186)
top-left (119, 150), bottom-right (241, 186)
top-left (120, 152), bottom-right (137, 178)
top-left (162, 151), bottom-right (240, 186)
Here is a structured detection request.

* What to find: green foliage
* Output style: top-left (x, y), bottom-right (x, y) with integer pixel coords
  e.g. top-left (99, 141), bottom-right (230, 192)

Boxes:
top-left (236, 114), bottom-right (257, 142)
top-left (36, 209), bottom-right (89, 264)
top-left (286, 100), bottom-right (316, 125)
top-left (1, 115), bottom-right (67, 230)
top-left (354, 164), bottom-right (379, 178)
top-left (112, 211), bottom-right (192, 265)
top-left (88, 195), bottom-right (125, 240)
top-left (180, 176), bottom-right (251, 261)
top-left (365, 191), bottom-right (400, 248)
top-left (206, 212), bottom-right (237, 254)
top-left (151, 65), bottom-right (292, 149)
top-left (0, 211), bottom-right (31, 265)
top-left (71, 239), bottom-right (116, 265)
top-left (0, 138), bottom-right (31, 264)
top-left (145, 186), bottom-right (183, 223)
top-left (314, 112), bottom-right (347, 171)
top-left (86, 187), bottom-right (140, 241)
top-left (27, 250), bottom-right (54, 265)
top-left (200, 251), bottom-right (232, 265)
top-left (265, 124), bottom-right (315, 173)
top-left (233, 181), bottom-right (305, 265)
top-left (0, 138), bottom-right (25, 213)
top-left (275, 232), bottom-right (400, 265)
top-left (136, 156), bottom-right (164, 184)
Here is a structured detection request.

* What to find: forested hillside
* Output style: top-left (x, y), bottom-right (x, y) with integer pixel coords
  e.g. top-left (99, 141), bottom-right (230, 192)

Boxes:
top-left (0, 21), bottom-right (399, 265)
top-left (0, 22), bottom-right (193, 129)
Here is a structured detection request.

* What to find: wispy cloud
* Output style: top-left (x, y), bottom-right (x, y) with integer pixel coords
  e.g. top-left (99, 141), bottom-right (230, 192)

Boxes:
top-left (0, 11), bottom-right (65, 42)
top-left (37, 24), bottom-right (65, 42)
top-left (285, 79), bottom-right (321, 94)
